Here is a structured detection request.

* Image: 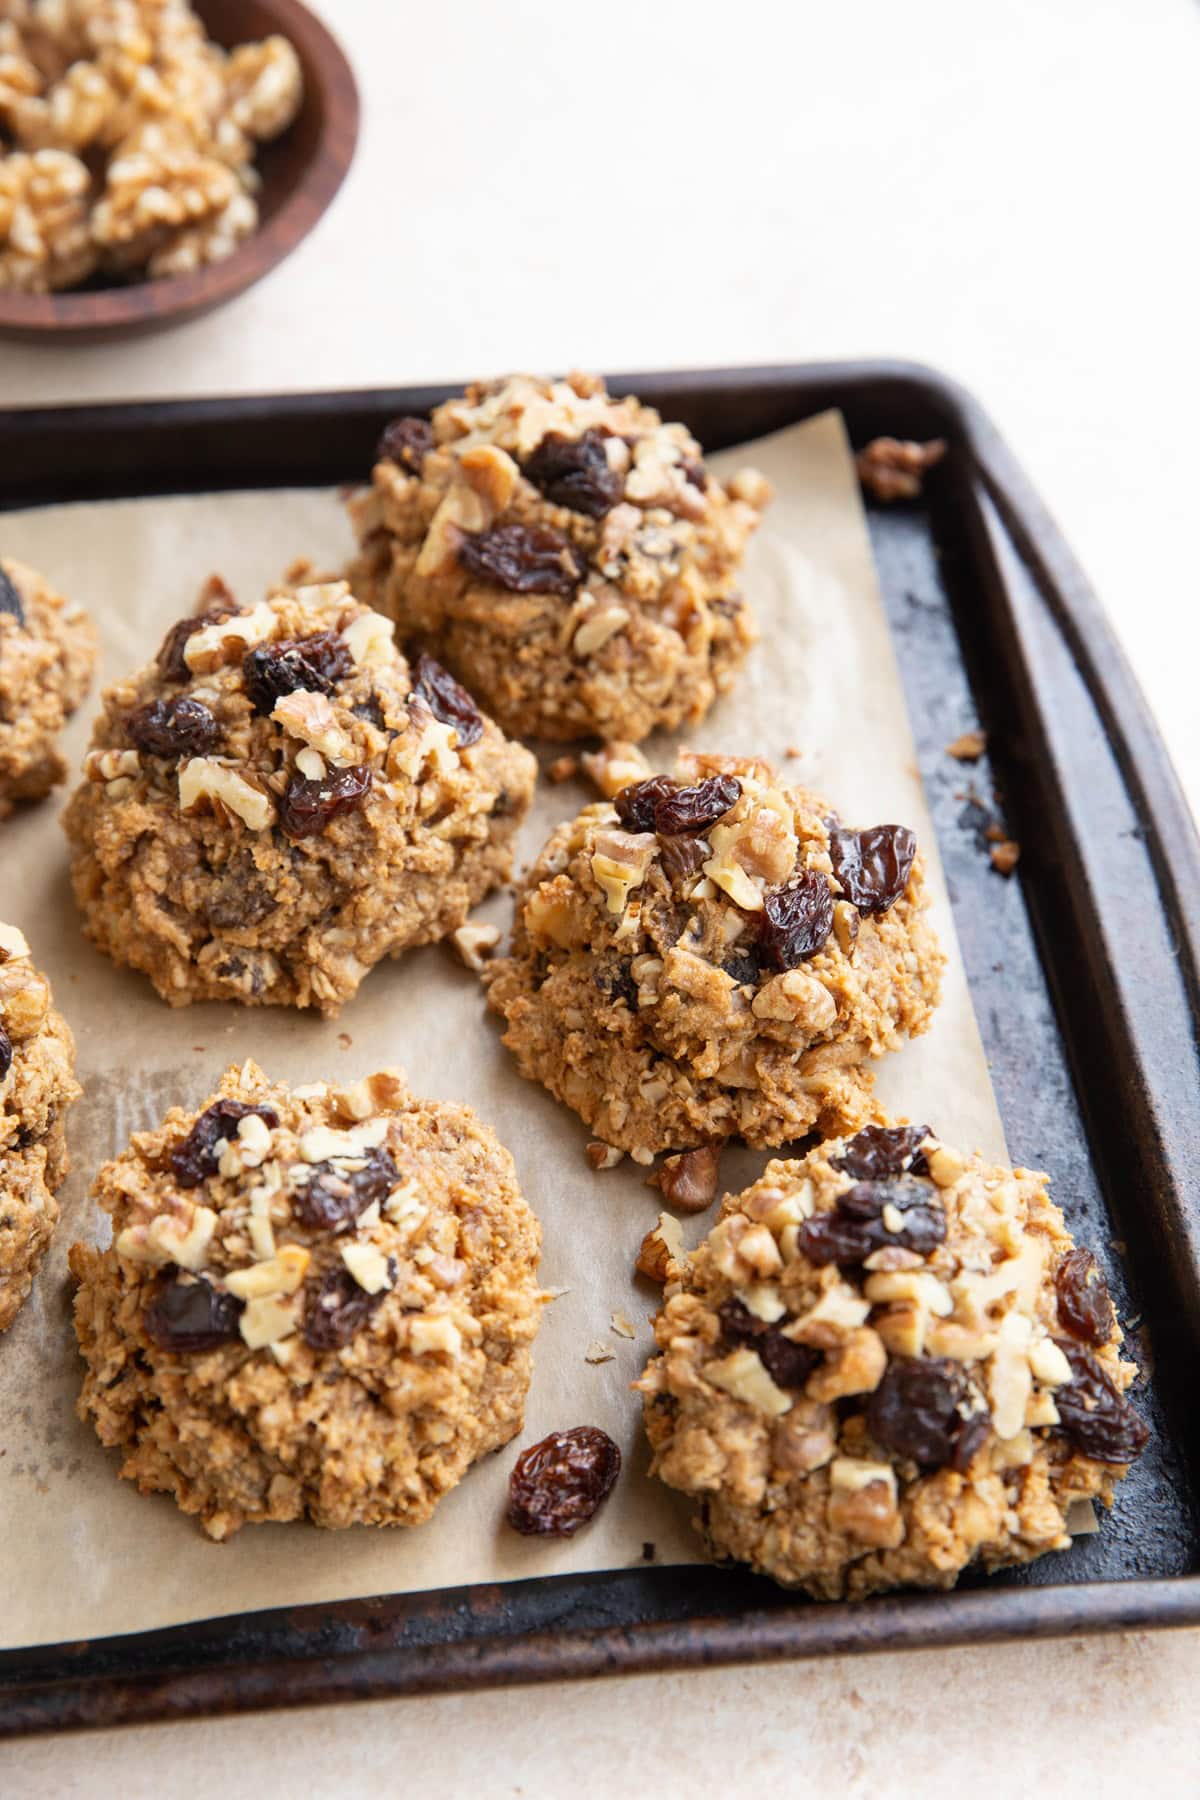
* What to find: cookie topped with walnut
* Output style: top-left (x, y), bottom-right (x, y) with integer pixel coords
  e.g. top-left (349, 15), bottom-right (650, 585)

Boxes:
top-left (62, 576), bottom-right (536, 1014)
top-left (0, 556), bottom-right (97, 819)
top-left (347, 372), bottom-right (770, 743)
top-left (636, 1123), bottom-right (1148, 1599)
top-left (486, 752), bottom-right (943, 1157)
top-left (70, 1061), bottom-right (543, 1540)
top-left (0, 921), bottom-right (82, 1333)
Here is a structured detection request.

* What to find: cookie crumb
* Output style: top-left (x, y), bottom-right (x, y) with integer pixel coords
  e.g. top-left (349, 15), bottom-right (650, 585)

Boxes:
top-left (642, 1540), bottom-right (657, 1561)
top-left (785, 745), bottom-right (803, 759)
top-left (547, 755), bottom-right (579, 784)
top-left (585, 1339), bottom-right (615, 1364)
top-left (856, 437), bottom-right (948, 503)
top-left (610, 1310), bottom-right (636, 1339)
top-left (336, 1032), bottom-right (352, 1051)
top-left (990, 839), bottom-right (1021, 876)
top-left (945, 730), bottom-right (987, 762)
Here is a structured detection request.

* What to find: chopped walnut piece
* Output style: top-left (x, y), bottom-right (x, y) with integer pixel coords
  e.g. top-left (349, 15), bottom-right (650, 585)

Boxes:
top-left (580, 740), bottom-right (652, 799)
top-left (855, 437), bottom-right (948, 502)
top-left (990, 838), bottom-right (1021, 876)
top-left (636, 1211), bottom-right (685, 1283)
top-left (650, 1145), bottom-right (721, 1213)
top-left (451, 923), bottom-right (501, 972)
top-left (946, 730), bottom-right (987, 762)
top-left (178, 758), bottom-right (274, 832)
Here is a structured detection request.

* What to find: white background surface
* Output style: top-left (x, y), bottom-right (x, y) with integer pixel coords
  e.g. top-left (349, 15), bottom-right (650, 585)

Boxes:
top-left (3, 0), bottom-right (1199, 1791)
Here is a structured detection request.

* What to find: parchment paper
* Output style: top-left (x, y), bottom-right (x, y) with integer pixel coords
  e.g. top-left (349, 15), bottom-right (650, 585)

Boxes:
top-left (0, 411), bottom-right (1005, 1651)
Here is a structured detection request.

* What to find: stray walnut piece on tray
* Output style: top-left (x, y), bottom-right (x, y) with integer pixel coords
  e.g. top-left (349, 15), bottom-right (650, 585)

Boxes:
top-left (346, 373), bottom-right (772, 744)
top-left (62, 576), bottom-right (536, 1014)
top-left (486, 752), bottom-right (944, 1158)
top-left (0, 556), bottom-right (97, 818)
top-left (0, 0), bottom-right (302, 291)
top-left (636, 1122), bottom-right (1148, 1600)
top-left (70, 1061), bottom-right (543, 1540)
top-left (0, 920), bottom-right (82, 1333)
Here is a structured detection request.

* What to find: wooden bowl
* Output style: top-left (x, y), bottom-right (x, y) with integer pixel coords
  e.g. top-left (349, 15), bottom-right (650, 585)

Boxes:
top-left (0, 0), bottom-right (358, 341)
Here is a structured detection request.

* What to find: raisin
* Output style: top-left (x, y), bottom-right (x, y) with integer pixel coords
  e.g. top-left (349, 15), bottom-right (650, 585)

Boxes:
top-left (143, 1273), bottom-right (242, 1353)
top-left (798, 1177), bottom-right (946, 1267)
top-left (377, 414), bottom-right (434, 472)
top-left (0, 566), bottom-right (25, 626)
top-left (171, 1099), bottom-right (279, 1187)
top-left (757, 872), bottom-right (834, 969)
top-left (653, 776), bottom-right (742, 836)
top-left (457, 522), bottom-right (584, 595)
top-left (157, 604), bottom-right (233, 683)
top-left (505, 1426), bottom-right (621, 1537)
top-left (279, 764), bottom-right (372, 839)
top-left (832, 1123), bottom-right (931, 1181)
top-left (718, 1297), bottom-right (819, 1390)
top-left (302, 1267), bottom-right (386, 1350)
top-left (828, 823), bottom-right (917, 914)
top-left (523, 429), bottom-right (623, 518)
top-left (868, 1357), bottom-right (990, 1469)
top-left (292, 1146), bottom-right (399, 1232)
top-left (613, 775), bottom-right (678, 834)
top-left (1054, 1247), bottom-right (1117, 1346)
top-left (353, 694), bottom-right (387, 731)
top-left (1052, 1340), bottom-right (1149, 1463)
top-left (658, 834), bottom-right (708, 887)
top-left (0, 1024), bottom-right (11, 1080)
top-left (243, 632), bottom-right (352, 716)
top-left (594, 958), bottom-right (637, 1007)
top-left (721, 944), bottom-right (765, 987)
top-left (128, 695), bottom-right (220, 758)
top-left (413, 653), bottom-right (483, 748)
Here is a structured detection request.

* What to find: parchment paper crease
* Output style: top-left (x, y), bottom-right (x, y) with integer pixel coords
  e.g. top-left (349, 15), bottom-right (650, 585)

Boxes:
top-left (0, 411), bottom-right (1005, 1650)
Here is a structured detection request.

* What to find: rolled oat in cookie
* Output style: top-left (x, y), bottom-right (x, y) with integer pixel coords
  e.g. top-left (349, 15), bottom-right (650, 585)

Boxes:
top-left (346, 372), bottom-right (771, 743)
top-left (62, 576), bottom-right (536, 1014)
top-left (0, 556), bottom-right (97, 819)
top-left (70, 1061), bottom-right (543, 1539)
top-left (0, 921), bottom-right (83, 1333)
top-left (485, 751), bottom-right (944, 1156)
top-left (636, 1123), bottom-right (1148, 1599)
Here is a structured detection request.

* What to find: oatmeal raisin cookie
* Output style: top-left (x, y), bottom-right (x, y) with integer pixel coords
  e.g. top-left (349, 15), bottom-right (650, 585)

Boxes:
top-left (637, 1122), bottom-right (1148, 1598)
top-left (0, 921), bottom-right (82, 1333)
top-left (0, 555), bottom-right (97, 816)
top-left (486, 752), bottom-right (943, 1156)
top-left (71, 1061), bottom-right (543, 1538)
top-left (347, 372), bottom-right (770, 743)
top-left (62, 575), bottom-right (536, 1014)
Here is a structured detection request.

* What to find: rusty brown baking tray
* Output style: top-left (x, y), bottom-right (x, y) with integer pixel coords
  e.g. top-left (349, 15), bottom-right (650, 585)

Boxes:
top-left (1, 361), bottom-right (1198, 1735)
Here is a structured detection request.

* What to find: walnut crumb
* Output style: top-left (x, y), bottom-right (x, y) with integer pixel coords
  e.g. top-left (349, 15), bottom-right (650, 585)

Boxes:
top-left (990, 839), bottom-right (1021, 876)
top-left (586, 1141), bottom-right (624, 1171)
top-left (585, 1339), bottom-right (615, 1364)
top-left (946, 730), bottom-right (987, 762)
top-left (649, 1144), bottom-right (721, 1213)
top-left (451, 923), bottom-right (502, 971)
top-left (856, 437), bottom-right (948, 502)
top-left (610, 1310), bottom-right (636, 1339)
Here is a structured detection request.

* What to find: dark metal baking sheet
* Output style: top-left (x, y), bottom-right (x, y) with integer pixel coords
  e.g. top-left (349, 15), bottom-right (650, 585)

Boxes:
top-left (1, 361), bottom-right (1198, 1736)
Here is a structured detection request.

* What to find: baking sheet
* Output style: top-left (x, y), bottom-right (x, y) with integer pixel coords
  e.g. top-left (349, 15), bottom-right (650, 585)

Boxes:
top-left (0, 410), bottom-right (1005, 1651)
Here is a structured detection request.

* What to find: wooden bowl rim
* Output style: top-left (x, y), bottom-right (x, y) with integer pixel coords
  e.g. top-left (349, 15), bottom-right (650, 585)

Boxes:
top-left (0, 0), bottom-right (358, 338)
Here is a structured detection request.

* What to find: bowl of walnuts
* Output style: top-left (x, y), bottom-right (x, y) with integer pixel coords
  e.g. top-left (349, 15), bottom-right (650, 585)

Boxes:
top-left (0, 0), bottom-right (358, 337)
